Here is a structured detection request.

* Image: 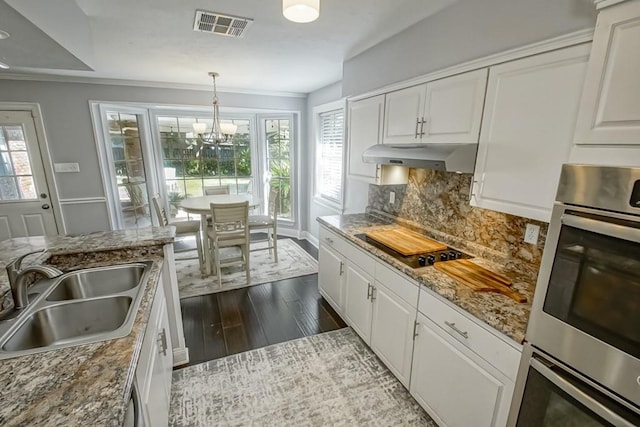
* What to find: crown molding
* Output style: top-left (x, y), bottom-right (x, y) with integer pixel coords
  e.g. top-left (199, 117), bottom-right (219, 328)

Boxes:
top-left (349, 28), bottom-right (595, 101)
top-left (0, 72), bottom-right (307, 98)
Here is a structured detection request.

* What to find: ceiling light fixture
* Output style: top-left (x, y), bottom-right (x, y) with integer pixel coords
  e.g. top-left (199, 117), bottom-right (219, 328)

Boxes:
top-left (192, 72), bottom-right (237, 145)
top-left (283, 0), bottom-right (319, 23)
top-left (0, 61), bottom-right (9, 70)
top-left (0, 30), bottom-right (10, 40)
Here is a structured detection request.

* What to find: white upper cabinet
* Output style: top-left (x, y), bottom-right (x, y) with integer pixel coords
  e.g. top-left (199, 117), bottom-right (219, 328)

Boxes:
top-left (383, 70), bottom-right (487, 145)
top-left (472, 44), bottom-right (590, 222)
top-left (423, 69), bottom-right (488, 144)
top-left (347, 95), bottom-right (384, 180)
top-left (383, 84), bottom-right (426, 144)
top-left (574, 0), bottom-right (640, 145)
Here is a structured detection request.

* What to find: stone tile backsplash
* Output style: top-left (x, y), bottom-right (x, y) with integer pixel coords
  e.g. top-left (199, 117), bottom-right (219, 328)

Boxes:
top-left (368, 169), bottom-right (549, 268)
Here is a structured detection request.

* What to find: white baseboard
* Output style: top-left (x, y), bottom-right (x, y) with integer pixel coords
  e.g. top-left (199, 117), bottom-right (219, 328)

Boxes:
top-left (173, 346), bottom-right (190, 367)
top-left (300, 231), bottom-right (319, 248)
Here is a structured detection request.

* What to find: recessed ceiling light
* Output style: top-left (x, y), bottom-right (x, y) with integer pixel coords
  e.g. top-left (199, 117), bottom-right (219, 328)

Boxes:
top-left (0, 61), bottom-right (10, 69)
top-left (0, 30), bottom-right (10, 40)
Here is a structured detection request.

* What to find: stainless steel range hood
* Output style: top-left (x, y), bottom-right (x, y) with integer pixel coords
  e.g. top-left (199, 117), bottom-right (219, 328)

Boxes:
top-left (362, 143), bottom-right (478, 173)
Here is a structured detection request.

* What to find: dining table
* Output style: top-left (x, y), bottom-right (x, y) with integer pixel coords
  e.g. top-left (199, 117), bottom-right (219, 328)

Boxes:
top-left (180, 194), bottom-right (260, 275)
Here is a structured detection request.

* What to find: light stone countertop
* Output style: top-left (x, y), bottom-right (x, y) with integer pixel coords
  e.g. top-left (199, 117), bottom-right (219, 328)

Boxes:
top-left (0, 227), bottom-right (175, 426)
top-left (317, 214), bottom-right (538, 344)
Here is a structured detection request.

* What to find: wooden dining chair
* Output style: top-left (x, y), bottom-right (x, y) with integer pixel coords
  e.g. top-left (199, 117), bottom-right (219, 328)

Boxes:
top-left (152, 193), bottom-right (204, 271)
top-left (207, 201), bottom-right (250, 288)
top-left (248, 187), bottom-right (279, 262)
top-left (203, 185), bottom-right (230, 195)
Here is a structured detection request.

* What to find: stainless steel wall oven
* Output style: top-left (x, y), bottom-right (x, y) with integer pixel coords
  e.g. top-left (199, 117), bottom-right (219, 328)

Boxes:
top-left (509, 164), bottom-right (640, 426)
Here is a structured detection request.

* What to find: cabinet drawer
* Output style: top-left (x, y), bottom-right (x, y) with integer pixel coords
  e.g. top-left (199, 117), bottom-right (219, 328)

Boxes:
top-left (418, 288), bottom-right (520, 380)
top-left (136, 283), bottom-right (165, 388)
top-left (319, 226), bottom-right (351, 256)
top-left (375, 262), bottom-right (419, 308)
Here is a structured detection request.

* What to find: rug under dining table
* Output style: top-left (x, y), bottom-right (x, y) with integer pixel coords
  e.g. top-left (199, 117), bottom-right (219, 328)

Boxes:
top-left (175, 239), bottom-right (318, 299)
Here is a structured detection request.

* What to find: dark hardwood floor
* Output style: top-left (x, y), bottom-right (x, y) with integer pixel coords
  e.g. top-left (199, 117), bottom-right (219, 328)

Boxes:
top-left (179, 236), bottom-right (345, 367)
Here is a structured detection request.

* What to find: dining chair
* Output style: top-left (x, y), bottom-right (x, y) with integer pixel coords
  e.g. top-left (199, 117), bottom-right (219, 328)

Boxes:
top-left (207, 201), bottom-right (250, 288)
top-left (152, 193), bottom-right (204, 271)
top-left (248, 187), bottom-right (279, 262)
top-left (203, 185), bottom-right (230, 195)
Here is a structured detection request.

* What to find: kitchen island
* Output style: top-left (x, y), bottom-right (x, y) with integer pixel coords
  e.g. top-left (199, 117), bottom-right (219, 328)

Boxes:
top-left (0, 227), bottom-right (176, 426)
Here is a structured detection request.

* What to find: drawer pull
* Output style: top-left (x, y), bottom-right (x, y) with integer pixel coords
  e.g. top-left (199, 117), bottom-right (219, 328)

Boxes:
top-left (444, 321), bottom-right (469, 339)
top-left (367, 283), bottom-right (372, 300)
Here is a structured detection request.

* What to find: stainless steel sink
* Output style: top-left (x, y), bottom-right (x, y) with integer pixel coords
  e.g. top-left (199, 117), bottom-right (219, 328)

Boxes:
top-left (0, 261), bottom-right (152, 359)
top-left (46, 264), bottom-right (146, 301)
top-left (3, 297), bottom-right (132, 352)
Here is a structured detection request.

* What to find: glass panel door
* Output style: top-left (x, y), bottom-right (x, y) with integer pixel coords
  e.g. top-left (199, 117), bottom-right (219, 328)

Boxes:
top-left (103, 110), bottom-right (154, 229)
top-left (264, 117), bottom-right (294, 221)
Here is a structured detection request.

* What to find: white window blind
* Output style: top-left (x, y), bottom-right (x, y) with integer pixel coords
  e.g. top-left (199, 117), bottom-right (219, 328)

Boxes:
top-left (316, 108), bottom-right (344, 203)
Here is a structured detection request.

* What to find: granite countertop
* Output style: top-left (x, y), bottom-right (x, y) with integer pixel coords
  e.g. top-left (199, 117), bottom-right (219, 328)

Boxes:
top-left (318, 214), bottom-right (537, 344)
top-left (0, 227), bottom-right (175, 426)
top-left (0, 227), bottom-right (175, 313)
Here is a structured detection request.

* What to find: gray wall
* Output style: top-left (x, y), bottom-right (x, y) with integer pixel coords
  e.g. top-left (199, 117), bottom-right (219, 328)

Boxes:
top-left (342, 0), bottom-right (597, 96)
top-left (305, 81), bottom-right (343, 239)
top-left (0, 79), bottom-right (305, 234)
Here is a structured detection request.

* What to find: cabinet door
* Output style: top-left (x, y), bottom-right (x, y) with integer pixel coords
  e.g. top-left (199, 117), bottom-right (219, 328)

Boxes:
top-left (574, 1), bottom-right (640, 145)
top-left (143, 301), bottom-right (171, 427)
top-left (344, 263), bottom-right (373, 344)
top-left (383, 84), bottom-right (426, 144)
top-left (318, 244), bottom-right (344, 313)
top-left (348, 95), bottom-right (384, 180)
top-left (423, 69), bottom-right (487, 144)
top-left (472, 44), bottom-right (590, 222)
top-left (370, 282), bottom-right (416, 387)
top-left (159, 298), bottom-right (173, 402)
top-left (410, 314), bottom-right (504, 427)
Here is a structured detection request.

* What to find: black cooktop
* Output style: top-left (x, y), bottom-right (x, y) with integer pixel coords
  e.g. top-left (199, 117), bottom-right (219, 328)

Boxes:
top-left (354, 233), bottom-right (472, 268)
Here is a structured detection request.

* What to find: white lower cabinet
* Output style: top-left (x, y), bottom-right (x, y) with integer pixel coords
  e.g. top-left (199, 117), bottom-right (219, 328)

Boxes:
top-left (136, 281), bottom-right (173, 427)
top-left (410, 313), bottom-right (513, 427)
top-left (343, 263), bottom-right (374, 343)
top-left (317, 226), bottom-right (521, 426)
top-left (370, 280), bottom-right (416, 387)
top-left (318, 243), bottom-right (344, 313)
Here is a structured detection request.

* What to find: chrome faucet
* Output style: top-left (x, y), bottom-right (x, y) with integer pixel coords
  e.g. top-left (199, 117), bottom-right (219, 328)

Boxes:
top-left (5, 250), bottom-right (63, 309)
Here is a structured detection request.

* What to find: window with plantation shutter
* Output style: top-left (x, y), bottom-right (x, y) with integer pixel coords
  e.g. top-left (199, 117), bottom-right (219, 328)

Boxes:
top-left (316, 108), bottom-right (344, 204)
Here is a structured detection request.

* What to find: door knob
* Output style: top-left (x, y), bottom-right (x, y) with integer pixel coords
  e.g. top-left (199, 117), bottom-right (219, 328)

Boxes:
top-left (41, 204), bottom-right (50, 210)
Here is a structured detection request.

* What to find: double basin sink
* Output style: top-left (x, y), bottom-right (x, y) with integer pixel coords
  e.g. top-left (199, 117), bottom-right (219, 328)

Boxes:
top-left (0, 261), bottom-right (153, 360)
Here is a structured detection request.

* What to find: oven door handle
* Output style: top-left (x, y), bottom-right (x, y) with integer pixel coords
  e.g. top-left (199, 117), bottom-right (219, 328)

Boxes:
top-left (561, 214), bottom-right (640, 244)
top-left (530, 358), bottom-right (636, 427)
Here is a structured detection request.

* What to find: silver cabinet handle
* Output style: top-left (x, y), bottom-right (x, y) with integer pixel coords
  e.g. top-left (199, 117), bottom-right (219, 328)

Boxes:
top-left (371, 285), bottom-right (377, 301)
top-left (366, 283), bottom-right (372, 300)
top-left (444, 321), bottom-right (469, 339)
top-left (339, 261), bottom-right (344, 276)
top-left (158, 328), bottom-right (168, 356)
top-left (420, 118), bottom-right (427, 136)
top-left (414, 118), bottom-right (420, 139)
top-left (413, 321), bottom-right (419, 338)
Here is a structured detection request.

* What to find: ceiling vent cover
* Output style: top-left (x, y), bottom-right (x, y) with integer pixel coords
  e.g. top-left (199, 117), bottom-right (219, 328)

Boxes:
top-left (193, 10), bottom-right (253, 38)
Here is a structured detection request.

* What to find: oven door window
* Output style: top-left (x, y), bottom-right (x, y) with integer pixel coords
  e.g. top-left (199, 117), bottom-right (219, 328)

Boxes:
top-left (543, 220), bottom-right (640, 359)
top-left (516, 364), bottom-right (639, 427)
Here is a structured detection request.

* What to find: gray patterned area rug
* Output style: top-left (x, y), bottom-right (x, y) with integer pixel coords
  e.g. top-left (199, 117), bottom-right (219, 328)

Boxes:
top-left (176, 239), bottom-right (318, 299)
top-left (169, 328), bottom-right (435, 426)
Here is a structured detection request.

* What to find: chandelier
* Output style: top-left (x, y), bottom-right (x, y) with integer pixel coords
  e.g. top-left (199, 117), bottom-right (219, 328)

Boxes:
top-left (283, 0), bottom-right (319, 23)
top-left (192, 72), bottom-right (237, 145)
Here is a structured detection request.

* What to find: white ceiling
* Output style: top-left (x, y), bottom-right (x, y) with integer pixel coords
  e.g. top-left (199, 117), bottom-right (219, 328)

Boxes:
top-left (0, 0), bottom-right (458, 94)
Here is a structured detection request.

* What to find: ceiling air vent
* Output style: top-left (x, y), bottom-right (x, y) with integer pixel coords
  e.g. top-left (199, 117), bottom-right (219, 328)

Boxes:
top-left (193, 10), bottom-right (253, 38)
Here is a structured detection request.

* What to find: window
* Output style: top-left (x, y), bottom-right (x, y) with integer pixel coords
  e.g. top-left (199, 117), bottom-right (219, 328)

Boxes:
top-left (0, 124), bottom-right (37, 200)
top-left (156, 116), bottom-right (253, 217)
top-left (315, 103), bottom-right (344, 205)
top-left (264, 118), bottom-right (293, 220)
